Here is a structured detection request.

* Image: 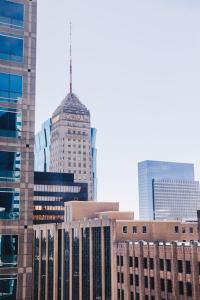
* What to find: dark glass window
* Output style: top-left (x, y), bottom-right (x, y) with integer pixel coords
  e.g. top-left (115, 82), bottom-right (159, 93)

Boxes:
top-left (135, 274), bottom-right (139, 286)
top-left (121, 273), bottom-right (124, 284)
top-left (160, 259), bottom-right (164, 270)
top-left (0, 34), bottom-right (23, 62)
top-left (120, 256), bottom-right (123, 266)
top-left (166, 259), bottom-right (171, 272)
top-left (160, 278), bottom-right (165, 291)
top-left (150, 258), bottom-right (154, 270)
top-left (186, 282), bottom-right (192, 297)
top-left (117, 255), bottom-right (120, 266)
top-left (0, 235), bottom-right (18, 268)
top-left (0, 0), bottom-right (24, 27)
top-left (0, 73), bottom-right (22, 103)
top-left (199, 262), bottom-right (200, 275)
top-left (0, 107), bottom-right (21, 137)
top-left (130, 292), bottom-right (134, 300)
top-left (92, 227), bottom-right (102, 300)
top-left (130, 274), bottom-right (133, 285)
top-left (185, 261), bottom-right (191, 274)
top-left (129, 256), bottom-right (133, 267)
top-left (150, 277), bottom-right (154, 289)
top-left (144, 276), bottom-right (148, 288)
top-left (121, 290), bottom-right (124, 300)
top-left (123, 226), bottom-right (127, 233)
top-left (178, 260), bottom-right (183, 273)
top-left (136, 293), bottom-right (140, 300)
top-left (175, 226), bottom-right (179, 233)
top-left (0, 274), bottom-right (17, 299)
top-left (142, 226), bottom-right (147, 233)
top-left (82, 228), bottom-right (90, 300)
top-left (117, 272), bottom-right (120, 283)
top-left (104, 227), bottom-right (111, 300)
top-left (143, 257), bottom-right (147, 269)
top-left (135, 257), bottom-right (139, 268)
top-left (0, 188), bottom-right (19, 220)
top-left (179, 281), bottom-right (184, 295)
top-left (190, 227), bottom-right (193, 233)
top-left (167, 279), bottom-right (172, 293)
top-left (0, 150), bottom-right (20, 181)
top-left (133, 226), bottom-right (137, 233)
top-left (117, 289), bottom-right (120, 300)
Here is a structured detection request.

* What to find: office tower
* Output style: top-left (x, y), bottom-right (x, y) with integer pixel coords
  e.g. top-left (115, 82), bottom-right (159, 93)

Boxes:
top-left (0, 1), bottom-right (36, 299)
top-left (33, 201), bottom-right (199, 299)
top-left (35, 119), bottom-right (97, 200)
top-left (138, 160), bottom-right (195, 220)
top-left (33, 171), bottom-right (88, 224)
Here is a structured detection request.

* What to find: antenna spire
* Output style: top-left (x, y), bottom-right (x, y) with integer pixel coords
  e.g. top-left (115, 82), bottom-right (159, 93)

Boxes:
top-left (69, 22), bottom-right (72, 94)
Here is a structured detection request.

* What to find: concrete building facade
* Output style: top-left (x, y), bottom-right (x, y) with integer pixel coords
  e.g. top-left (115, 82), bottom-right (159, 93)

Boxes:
top-left (33, 201), bottom-right (199, 300)
top-left (0, 0), bottom-right (37, 299)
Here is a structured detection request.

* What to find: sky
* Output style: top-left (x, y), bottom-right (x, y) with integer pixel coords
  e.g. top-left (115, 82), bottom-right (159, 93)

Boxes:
top-left (36, 0), bottom-right (200, 217)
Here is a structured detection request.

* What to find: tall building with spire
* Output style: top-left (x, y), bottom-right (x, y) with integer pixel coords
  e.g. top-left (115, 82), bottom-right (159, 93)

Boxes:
top-left (49, 24), bottom-right (94, 200)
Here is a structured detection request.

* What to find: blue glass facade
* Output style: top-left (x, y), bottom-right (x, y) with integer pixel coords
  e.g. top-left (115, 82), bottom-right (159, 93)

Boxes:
top-left (0, 235), bottom-right (18, 268)
top-left (0, 0), bottom-right (24, 28)
top-left (0, 107), bottom-right (21, 138)
top-left (0, 34), bottom-right (23, 63)
top-left (0, 188), bottom-right (19, 220)
top-left (0, 151), bottom-right (20, 182)
top-left (0, 274), bottom-right (17, 299)
top-left (0, 73), bottom-right (22, 103)
top-left (138, 160), bottom-right (194, 220)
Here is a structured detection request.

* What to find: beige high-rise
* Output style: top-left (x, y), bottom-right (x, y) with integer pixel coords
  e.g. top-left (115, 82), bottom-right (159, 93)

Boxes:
top-left (50, 92), bottom-right (93, 200)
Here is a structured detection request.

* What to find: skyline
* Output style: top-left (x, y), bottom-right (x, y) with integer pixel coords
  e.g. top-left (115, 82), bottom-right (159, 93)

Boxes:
top-left (36, 0), bottom-right (200, 216)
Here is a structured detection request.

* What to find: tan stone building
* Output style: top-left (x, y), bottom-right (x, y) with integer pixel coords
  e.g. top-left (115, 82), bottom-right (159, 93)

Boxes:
top-left (0, 0), bottom-right (37, 299)
top-left (50, 93), bottom-right (94, 200)
top-left (33, 201), bottom-right (200, 300)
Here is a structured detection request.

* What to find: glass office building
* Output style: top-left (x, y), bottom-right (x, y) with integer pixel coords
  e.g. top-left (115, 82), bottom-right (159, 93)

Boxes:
top-left (35, 119), bottom-right (98, 200)
top-left (0, 0), bottom-right (37, 299)
top-left (138, 160), bottom-right (195, 220)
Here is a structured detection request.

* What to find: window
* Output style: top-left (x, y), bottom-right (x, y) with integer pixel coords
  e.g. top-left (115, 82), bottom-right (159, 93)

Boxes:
top-left (121, 290), bottom-right (124, 300)
top-left (143, 257), bottom-right (147, 269)
top-left (160, 278), bottom-right (165, 291)
top-left (186, 282), bottom-right (192, 297)
top-left (189, 227), bottom-right (193, 233)
top-left (0, 107), bottom-right (21, 138)
top-left (0, 34), bottom-right (23, 62)
top-left (130, 274), bottom-right (133, 285)
top-left (134, 257), bottom-right (138, 268)
top-left (117, 289), bottom-right (120, 300)
top-left (167, 280), bottom-right (172, 293)
top-left (135, 274), bottom-right (139, 286)
top-left (0, 0), bottom-right (24, 27)
top-left (121, 273), bottom-right (124, 284)
top-left (130, 292), bottom-right (134, 300)
top-left (129, 256), bottom-right (133, 267)
top-left (144, 276), bottom-right (148, 288)
top-left (185, 261), bottom-right (191, 274)
top-left (142, 226), bottom-right (147, 233)
top-left (133, 226), bottom-right (137, 233)
top-left (117, 272), bottom-right (120, 283)
top-left (182, 227), bottom-right (185, 233)
top-left (0, 73), bottom-right (22, 103)
top-left (178, 260), bottom-right (183, 273)
top-left (117, 255), bottom-right (120, 266)
top-left (0, 188), bottom-right (19, 220)
top-left (160, 259), bottom-right (164, 271)
top-left (0, 151), bottom-right (21, 181)
top-left (0, 235), bottom-right (18, 268)
top-left (120, 256), bottom-right (123, 266)
top-left (123, 226), bottom-right (127, 233)
top-left (150, 277), bottom-right (154, 289)
top-left (150, 258), bottom-right (154, 270)
top-left (179, 281), bottom-right (184, 295)
top-left (0, 274), bottom-right (17, 298)
top-left (175, 226), bottom-right (179, 233)
top-left (166, 259), bottom-right (171, 272)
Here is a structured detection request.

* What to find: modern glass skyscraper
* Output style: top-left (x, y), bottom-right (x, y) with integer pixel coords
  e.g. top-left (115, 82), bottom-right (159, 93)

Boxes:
top-left (0, 0), bottom-right (37, 299)
top-left (138, 160), bottom-right (195, 220)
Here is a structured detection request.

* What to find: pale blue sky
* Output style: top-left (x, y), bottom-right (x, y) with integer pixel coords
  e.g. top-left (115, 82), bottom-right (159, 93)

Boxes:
top-left (36, 0), bottom-right (200, 216)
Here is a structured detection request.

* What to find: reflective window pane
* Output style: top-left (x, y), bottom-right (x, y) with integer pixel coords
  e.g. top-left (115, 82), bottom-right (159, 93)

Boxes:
top-left (0, 235), bottom-right (18, 268)
top-left (0, 34), bottom-right (23, 62)
top-left (0, 73), bottom-right (22, 103)
top-left (0, 274), bottom-right (17, 299)
top-left (0, 188), bottom-right (19, 220)
top-left (0, 107), bottom-right (21, 138)
top-left (0, 0), bottom-right (24, 27)
top-left (0, 151), bottom-right (20, 182)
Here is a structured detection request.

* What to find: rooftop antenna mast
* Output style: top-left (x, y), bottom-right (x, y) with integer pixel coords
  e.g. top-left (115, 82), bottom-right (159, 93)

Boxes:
top-left (69, 21), bottom-right (72, 94)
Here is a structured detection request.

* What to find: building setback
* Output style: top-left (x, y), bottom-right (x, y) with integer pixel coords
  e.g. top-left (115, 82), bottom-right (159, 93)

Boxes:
top-left (138, 160), bottom-right (196, 220)
top-left (33, 201), bottom-right (199, 300)
top-left (0, 0), bottom-right (37, 299)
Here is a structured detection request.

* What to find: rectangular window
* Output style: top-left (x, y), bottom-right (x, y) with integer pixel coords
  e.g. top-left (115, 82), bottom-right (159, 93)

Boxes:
top-left (167, 279), bottom-right (172, 293)
top-left (0, 34), bottom-right (23, 62)
top-left (134, 257), bottom-right (138, 268)
top-left (150, 277), bottom-right (154, 289)
top-left (133, 226), bottom-right (137, 233)
top-left (0, 107), bottom-right (21, 138)
top-left (0, 73), bottom-right (22, 103)
top-left (190, 227), bottom-right (193, 233)
top-left (120, 256), bottom-right (123, 266)
top-left (185, 261), bottom-right (191, 274)
top-left (121, 273), bottom-right (124, 284)
top-left (0, 150), bottom-right (20, 181)
top-left (175, 226), bottom-right (179, 233)
top-left (143, 257), bottom-right (147, 269)
top-left (160, 278), bottom-right (165, 291)
top-left (117, 255), bottom-right (120, 266)
top-left (0, 235), bottom-right (18, 268)
top-left (130, 274), bottom-right (133, 285)
top-left (166, 259), bottom-right (171, 272)
top-left (160, 259), bottom-right (164, 271)
top-left (0, 188), bottom-right (19, 220)
top-left (130, 292), bottom-right (134, 300)
top-left (129, 256), bottom-right (133, 267)
top-left (178, 260), bottom-right (183, 273)
top-left (0, 274), bottom-right (17, 298)
top-left (144, 276), bottom-right (148, 288)
top-left (179, 281), bottom-right (184, 295)
top-left (135, 274), bottom-right (139, 286)
top-left (117, 272), bottom-right (120, 283)
top-left (123, 226), bottom-right (127, 233)
top-left (186, 282), bottom-right (192, 297)
top-left (142, 226), bottom-right (147, 233)
top-left (0, 0), bottom-right (24, 27)
top-left (150, 258), bottom-right (154, 270)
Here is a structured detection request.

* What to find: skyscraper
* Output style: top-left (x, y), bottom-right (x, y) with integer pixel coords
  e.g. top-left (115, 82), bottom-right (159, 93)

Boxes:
top-left (138, 160), bottom-right (195, 220)
top-left (0, 0), bottom-right (37, 299)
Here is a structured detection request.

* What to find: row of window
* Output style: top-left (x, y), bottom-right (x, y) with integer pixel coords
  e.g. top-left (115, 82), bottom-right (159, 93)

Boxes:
top-left (174, 226), bottom-right (193, 234)
top-left (123, 225), bottom-right (147, 234)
